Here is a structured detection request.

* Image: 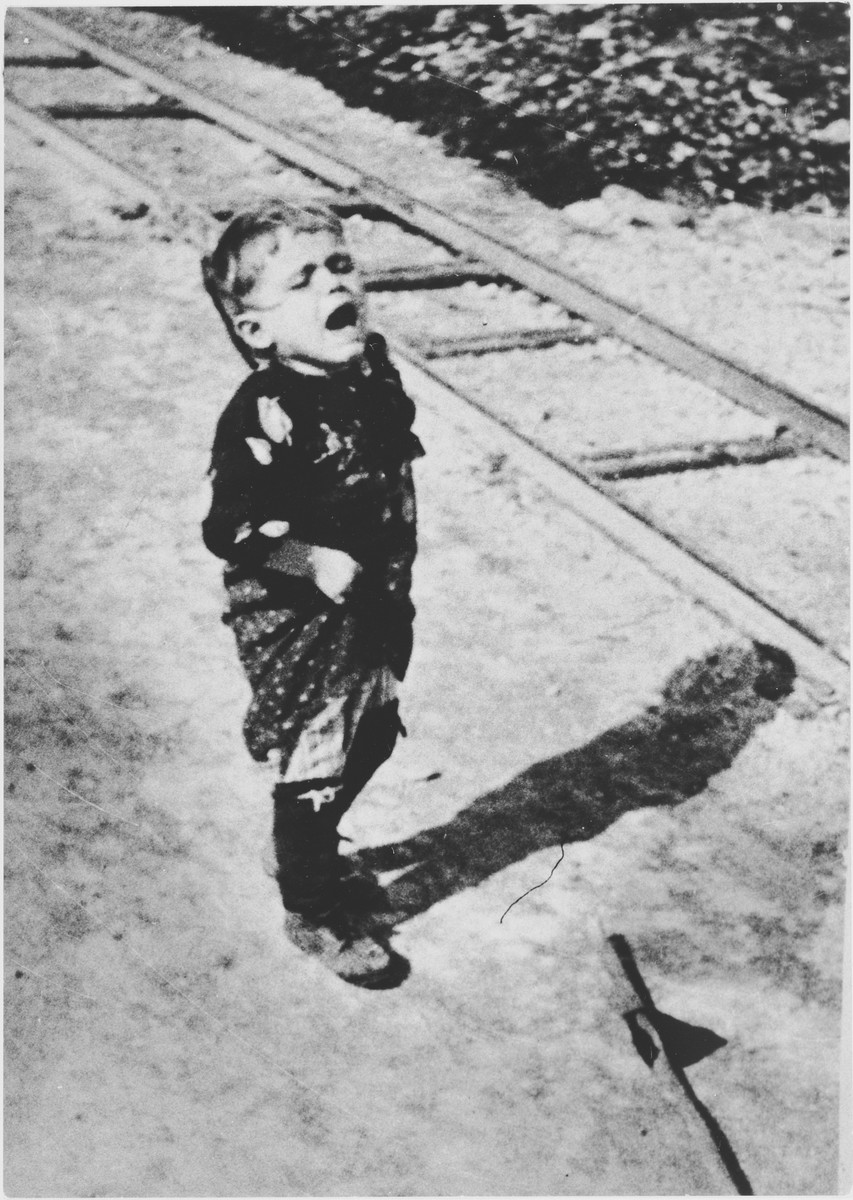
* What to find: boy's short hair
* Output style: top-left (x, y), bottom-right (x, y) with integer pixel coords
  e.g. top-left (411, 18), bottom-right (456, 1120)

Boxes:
top-left (202, 199), bottom-right (345, 365)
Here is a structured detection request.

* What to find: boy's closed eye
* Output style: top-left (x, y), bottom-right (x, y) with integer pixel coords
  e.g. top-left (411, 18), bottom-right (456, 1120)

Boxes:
top-left (287, 253), bottom-right (355, 291)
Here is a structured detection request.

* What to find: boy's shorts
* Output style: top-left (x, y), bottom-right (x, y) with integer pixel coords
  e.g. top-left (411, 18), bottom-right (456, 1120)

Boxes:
top-left (275, 665), bottom-right (397, 783)
top-left (223, 574), bottom-right (411, 770)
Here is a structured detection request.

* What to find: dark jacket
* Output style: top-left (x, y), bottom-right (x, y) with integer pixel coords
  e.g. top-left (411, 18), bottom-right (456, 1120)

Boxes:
top-left (204, 333), bottom-right (422, 583)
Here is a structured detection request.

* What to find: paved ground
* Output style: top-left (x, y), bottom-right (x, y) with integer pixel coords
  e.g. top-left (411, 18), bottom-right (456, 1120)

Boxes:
top-left (4, 41), bottom-right (849, 1200)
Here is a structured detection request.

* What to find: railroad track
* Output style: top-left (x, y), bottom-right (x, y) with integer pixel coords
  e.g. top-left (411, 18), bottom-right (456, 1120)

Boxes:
top-left (6, 7), bottom-right (849, 696)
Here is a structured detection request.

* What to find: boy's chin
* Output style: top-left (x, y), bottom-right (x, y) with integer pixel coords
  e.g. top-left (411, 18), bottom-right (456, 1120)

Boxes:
top-left (279, 336), bottom-right (366, 375)
top-left (321, 328), bottom-right (368, 368)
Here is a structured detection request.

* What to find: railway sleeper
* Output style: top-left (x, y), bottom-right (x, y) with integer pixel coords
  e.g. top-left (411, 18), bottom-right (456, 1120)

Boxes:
top-left (44, 100), bottom-right (214, 122)
top-left (583, 432), bottom-right (802, 480)
top-left (5, 52), bottom-right (99, 68)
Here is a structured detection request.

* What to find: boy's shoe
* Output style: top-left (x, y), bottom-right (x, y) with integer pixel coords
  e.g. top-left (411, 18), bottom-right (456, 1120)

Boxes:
top-left (283, 905), bottom-right (408, 989)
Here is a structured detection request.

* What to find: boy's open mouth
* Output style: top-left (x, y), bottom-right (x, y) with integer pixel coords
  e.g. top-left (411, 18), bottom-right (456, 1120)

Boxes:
top-left (325, 301), bottom-right (358, 332)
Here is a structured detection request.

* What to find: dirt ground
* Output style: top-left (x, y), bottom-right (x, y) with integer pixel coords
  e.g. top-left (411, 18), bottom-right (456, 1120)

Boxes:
top-left (4, 38), bottom-right (850, 1200)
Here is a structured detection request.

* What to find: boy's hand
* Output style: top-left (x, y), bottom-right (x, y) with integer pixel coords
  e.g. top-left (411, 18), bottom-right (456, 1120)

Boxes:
top-left (264, 537), bottom-right (360, 603)
top-left (309, 546), bottom-right (361, 605)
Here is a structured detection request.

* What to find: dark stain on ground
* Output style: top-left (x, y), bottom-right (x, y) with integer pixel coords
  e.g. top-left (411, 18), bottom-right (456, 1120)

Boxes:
top-left (355, 641), bottom-right (795, 924)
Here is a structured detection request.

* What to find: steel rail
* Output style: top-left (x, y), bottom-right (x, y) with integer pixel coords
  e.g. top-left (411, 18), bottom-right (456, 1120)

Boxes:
top-left (8, 18), bottom-right (848, 694)
top-left (363, 263), bottom-right (502, 291)
top-left (416, 325), bottom-right (596, 357)
top-left (19, 7), bottom-right (850, 462)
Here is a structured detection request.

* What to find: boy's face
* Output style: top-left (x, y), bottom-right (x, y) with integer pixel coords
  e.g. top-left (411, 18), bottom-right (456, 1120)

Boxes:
top-left (235, 228), bottom-right (366, 373)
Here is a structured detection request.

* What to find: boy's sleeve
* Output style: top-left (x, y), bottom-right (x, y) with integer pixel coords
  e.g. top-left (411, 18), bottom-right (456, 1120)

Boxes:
top-left (201, 388), bottom-right (295, 568)
top-left (203, 444), bottom-right (265, 566)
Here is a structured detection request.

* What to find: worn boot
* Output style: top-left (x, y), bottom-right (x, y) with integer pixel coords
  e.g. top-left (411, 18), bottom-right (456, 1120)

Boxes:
top-left (272, 781), bottom-right (403, 987)
top-left (282, 904), bottom-right (405, 988)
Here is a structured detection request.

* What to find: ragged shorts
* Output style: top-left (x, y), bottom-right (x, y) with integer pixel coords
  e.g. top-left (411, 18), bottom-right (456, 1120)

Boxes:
top-left (274, 665), bottom-right (397, 782)
top-left (223, 573), bottom-right (411, 773)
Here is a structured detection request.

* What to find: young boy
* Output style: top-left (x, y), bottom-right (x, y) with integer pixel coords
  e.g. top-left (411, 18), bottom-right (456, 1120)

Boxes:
top-left (201, 200), bottom-right (423, 987)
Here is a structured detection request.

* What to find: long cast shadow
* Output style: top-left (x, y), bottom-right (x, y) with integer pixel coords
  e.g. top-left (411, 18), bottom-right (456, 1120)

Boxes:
top-left (354, 641), bottom-right (795, 925)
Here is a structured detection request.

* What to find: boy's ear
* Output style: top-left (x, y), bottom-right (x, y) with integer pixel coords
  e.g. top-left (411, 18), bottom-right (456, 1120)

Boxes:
top-left (233, 312), bottom-right (274, 351)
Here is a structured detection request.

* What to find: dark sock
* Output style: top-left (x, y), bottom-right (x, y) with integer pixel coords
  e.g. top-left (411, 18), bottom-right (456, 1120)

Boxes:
top-left (272, 778), bottom-right (346, 915)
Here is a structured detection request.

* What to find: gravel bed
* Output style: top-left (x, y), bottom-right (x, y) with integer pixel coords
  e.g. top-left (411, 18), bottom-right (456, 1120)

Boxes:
top-left (343, 216), bottom-right (453, 269)
top-left (616, 458), bottom-right (849, 652)
top-left (42, 7), bottom-right (849, 415)
top-left (74, 118), bottom-right (294, 209)
top-left (371, 281), bottom-right (581, 342)
top-left (4, 16), bottom-right (106, 66)
top-left (37, 113), bottom-right (341, 220)
top-left (435, 342), bottom-right (776, 456)
top-left (553, 210), bottom-right (849, 417)
top-left (190, 6), bottom-right (847, 214)
top-left (6, 62), bottom-right (156, 108)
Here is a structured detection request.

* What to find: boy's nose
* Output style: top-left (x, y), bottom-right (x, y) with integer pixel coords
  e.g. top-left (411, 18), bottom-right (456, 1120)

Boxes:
top-left (316, 265), bottom-right (346, 291)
